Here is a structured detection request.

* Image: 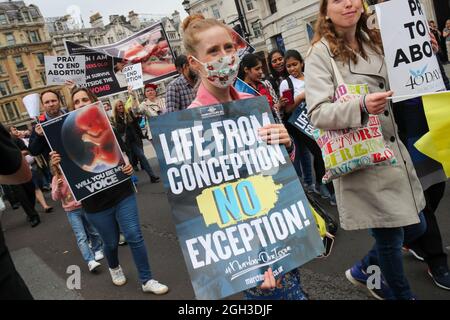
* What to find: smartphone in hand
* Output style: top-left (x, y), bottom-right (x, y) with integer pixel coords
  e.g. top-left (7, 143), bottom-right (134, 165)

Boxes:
top-left (282, 89), bottom-right (294, 105)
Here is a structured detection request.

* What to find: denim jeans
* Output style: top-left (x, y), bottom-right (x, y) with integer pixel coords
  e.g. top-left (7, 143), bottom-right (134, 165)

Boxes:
top-left (361, 212), bottom-right (427, 300)
top-left (287, 123), bottom-right (313, 185)
top-left (66, 208), bottom-right (103, 263)
top-left (130, 143), bottom-right (157, 179)
top-left (85, 195), bottom-right (153, 284)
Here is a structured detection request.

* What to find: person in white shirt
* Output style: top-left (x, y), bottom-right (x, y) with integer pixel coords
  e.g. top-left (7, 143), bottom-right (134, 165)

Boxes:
top-left (279, 50), bottom-right (336, 205)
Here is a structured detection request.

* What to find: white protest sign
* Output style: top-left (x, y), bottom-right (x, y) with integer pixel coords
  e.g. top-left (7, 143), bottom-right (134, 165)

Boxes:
top-left (123, 63), bottom-right (144, 90)
top-left (376, 0), bottom-right (445, 102)
top-left (22, 93), bottom-right (40, 118)
top-left (45, 56), bottom-right (86, 85)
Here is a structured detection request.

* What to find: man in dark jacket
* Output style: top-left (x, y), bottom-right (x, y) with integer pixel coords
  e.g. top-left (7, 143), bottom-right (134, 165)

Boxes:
top-left (28, 90), bottom-right (66, 162)
top-left (0, 122), bottom-right (34, 300)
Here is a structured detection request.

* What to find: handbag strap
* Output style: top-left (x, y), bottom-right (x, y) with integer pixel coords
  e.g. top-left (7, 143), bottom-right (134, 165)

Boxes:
top-left (286, 76), bottom-right (295, 94)
top-left (329, 58), bottom-right (346, 89)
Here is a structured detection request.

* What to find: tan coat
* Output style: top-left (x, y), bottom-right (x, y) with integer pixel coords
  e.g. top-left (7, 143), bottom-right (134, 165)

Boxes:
top-left (305, 39), bottom-right (425, 230)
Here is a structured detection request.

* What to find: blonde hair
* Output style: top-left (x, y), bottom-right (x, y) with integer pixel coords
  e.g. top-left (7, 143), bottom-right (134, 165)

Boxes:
top-left (312, 0), bottom-right (383, 63)
top-left (182, 13), bottom-right (233, 55)
top-left (112, 100), bottom-right (131, 125)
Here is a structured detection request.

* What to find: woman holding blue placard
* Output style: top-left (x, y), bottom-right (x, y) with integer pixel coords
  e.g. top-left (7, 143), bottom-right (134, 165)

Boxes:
top-left (181, 13), bottom-right (309, 300)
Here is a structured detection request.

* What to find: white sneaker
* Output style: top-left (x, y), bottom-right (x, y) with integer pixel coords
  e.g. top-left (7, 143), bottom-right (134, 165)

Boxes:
top-left (94, 250), bottom-right (104, 261)
top-left (88, 260), bottom-right (101, 273)
top-left (109, 266), bottom-right (127, 286)
top-left (142, 279), bottom-right (169, 295)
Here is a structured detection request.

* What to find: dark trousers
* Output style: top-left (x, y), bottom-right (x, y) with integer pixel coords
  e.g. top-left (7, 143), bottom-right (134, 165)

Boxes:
top-left (285, 122), bottom-right (334, 193)
top-left (10, 181), bottom-right (39, 220)
top-left (363, 212), bottom-right (426, 299)
top-left (1, 185), bottom-right (20, 208)
top-left (0, 223), bottom-right (33, 300)
top-left (407, 182), bottom-right (448, 271)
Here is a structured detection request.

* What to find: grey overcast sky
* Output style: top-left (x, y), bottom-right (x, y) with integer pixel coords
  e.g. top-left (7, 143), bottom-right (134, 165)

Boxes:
top-left (25, 0), bottom-right (188, 24)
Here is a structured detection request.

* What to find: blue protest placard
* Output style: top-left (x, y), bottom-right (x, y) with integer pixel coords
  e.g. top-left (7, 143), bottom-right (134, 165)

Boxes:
top-left (150, 96), bottom-right (324, 300)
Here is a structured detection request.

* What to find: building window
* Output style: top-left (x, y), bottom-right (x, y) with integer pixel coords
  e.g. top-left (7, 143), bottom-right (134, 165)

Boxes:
top-left (20, 74), bottom-right (32, 90)
top-left (22, 11), bottom-right (32, 23)
top-left (306, 21), bottom-right (316, 43)
top-left (252, 21), bottom-right (262, 38)
top-left (0, 13), bottom-right (8, 25)
top-left (211, 5), bottom-right (221, 19)
top-left (268, 0), bottom-right (277, 14)
top-left (35, 52), bottom-right (45, 65)
top-left (6, 33), bottom-right (16, 46)
top-left (108, 37), bottom-right (114, 44)
top-left (28, 30), bottom-right (41, 43)
top-left (39, 71), bottom-right (46, 84)
top-left (272, 34), bottom-right (285, 54)
top-left (246, 0), bottom-right (254, 11)
top-left (14, 56), bottom-right (25, 70)
top-left (2, 102), bottom-right (19, 121)
top-left (0, 81), bottom-right (11, 97)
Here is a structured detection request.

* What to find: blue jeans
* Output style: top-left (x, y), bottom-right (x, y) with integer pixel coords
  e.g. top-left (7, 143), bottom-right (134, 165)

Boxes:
top-left (66, 208), bottom-right (103, 263)
top-left (85, 195), bottom-right (153, 284)
top-left (130, 143), bottom-right (157, 179)
top-left (361, 212), bottom-right (427, 300)
top-left (292, 138), bottom-right (313, 185)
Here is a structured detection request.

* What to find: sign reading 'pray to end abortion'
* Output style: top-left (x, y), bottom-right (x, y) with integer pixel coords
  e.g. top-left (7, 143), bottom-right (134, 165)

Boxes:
top-left (45, 55), bottom-right (86, 85)
top-left (149, 96), bottom-right (324, 300)
top-left (376, 0), bottom-right (445, 102)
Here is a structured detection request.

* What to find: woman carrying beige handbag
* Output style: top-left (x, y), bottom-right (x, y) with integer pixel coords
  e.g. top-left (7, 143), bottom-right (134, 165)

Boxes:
top-left (305, 0), bottom-right (427, 300)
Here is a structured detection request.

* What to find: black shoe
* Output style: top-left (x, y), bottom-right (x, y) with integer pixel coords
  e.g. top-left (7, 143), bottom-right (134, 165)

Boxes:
top-left (428, 266), bottom-right (450, 290)
top-left (44, 206), bottom-right (54, 213)
top-left (29, 216), bottom-right (41, 228)
top-left (150, 176), bottom-right (160, 183)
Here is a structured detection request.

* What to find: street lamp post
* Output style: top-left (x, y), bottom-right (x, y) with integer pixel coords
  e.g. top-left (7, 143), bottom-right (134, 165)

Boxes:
top-left (182, 0), bottom-right (191, 14)
top-left (234, 0), bottom-right (250, 42)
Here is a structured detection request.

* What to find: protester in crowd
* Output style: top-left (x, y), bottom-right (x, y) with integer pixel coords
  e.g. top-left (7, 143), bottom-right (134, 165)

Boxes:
top-left (112, 99), bottom-right (160, 183)
top-left (279, 50), bottom-right (335, 205)
top-left (443, 19), bottom-right (450, 62)
top-left (165, 54), bottom-right (197, 113)
top-left (50, 87), bottom-right (168, 295)
top-left (8, 130), bottom-right (41, 227)
top-left (134, 83), bottom-right (166, 117)
top-left (368, 0), bottom-right (450, 291)
top-left (305, 0), bottom-right (426, 300)
top-left (267, 49), bottom-right (289, 93)
top-left (9, 127), bottom-right (54, 213)
top-left (28, 90), bottom-right (67, 163)
top-left (429, 20), bottom-right (447, 63)
top-left (0, 122), bottom-right (34, 299)
top-left (182, 13), bottom-right (307, 299)
top-left (265, 49), bottom-right (314, 191)
top-left (51, 164), bottom-right (104, 273)
top-left (392, 39), bottom-right (450, 290)
top-left (130, 83), bottom-right (166, 140)
top-left (237, 53), bottom-right (285, 114)
top-left (103, 100), bottom-right (114, 122)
